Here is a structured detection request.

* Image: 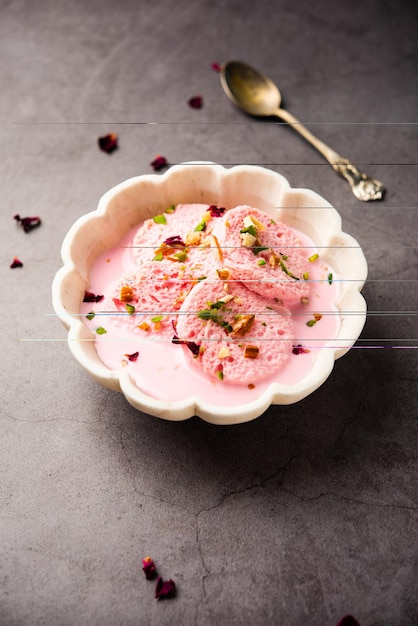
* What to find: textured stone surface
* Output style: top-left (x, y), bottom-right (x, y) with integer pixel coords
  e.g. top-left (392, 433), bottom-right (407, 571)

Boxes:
top-left (1, 0), bottom-right (417, 624)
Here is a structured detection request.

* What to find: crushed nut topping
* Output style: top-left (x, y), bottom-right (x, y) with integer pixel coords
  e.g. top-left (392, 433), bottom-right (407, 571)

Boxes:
top-left (201, 234), bottom-right (223, 261)
top-left (231, 315), bottom-right (255, 337)
top-left (217, 346), bottom-right (231, 359)
top-left (120, 285), bottom-right (134, 302)
top-left (185, 231), bottom-right (202, 246)
top-left (244, 344), bottom-right (259, 359)
top-left (216, 268), bottom-right (230, 280)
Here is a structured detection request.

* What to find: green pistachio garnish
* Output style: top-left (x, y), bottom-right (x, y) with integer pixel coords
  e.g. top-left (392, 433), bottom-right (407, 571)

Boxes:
top-left (308, 253), bottom-right (319, 262)
top-left (165, 204), bottom-right (176, 214)
top-left (125, 303), bottom-right (135, 315)
top-left (303, 272), bottom-right (309, 280)
top-left (197, 302), bottom-right (233, 333)
top-left (153, 251), bottom-right (163, 261)
top-left (173, 250), bottom-right (188, 262)
top-left (96, 327), bottom-right (107, 334)
top-left (153, 214), bottom-right (167, 224)
top-left (151, 315), bottom-right (163, 323)
top-left (257, 258), bottom-right (267, 266)
top-left (252, 246), bottom-right (269, 255)
top-left (194, 219), bottom-right (207, 232)
top-left (86, 311), bottom-right (95, 320)
top-left (328, 273), bottom-right (333, 284)
top-left (306, 319), bottom-right (316, 327)
top-left (239, 225), bottom-right (258, 238)
top-left (279, 258), bottom-right (299, 280)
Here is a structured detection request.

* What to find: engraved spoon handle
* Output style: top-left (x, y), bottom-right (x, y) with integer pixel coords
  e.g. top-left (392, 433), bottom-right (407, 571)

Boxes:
top-left (273, 107), bottom-right (384, 201)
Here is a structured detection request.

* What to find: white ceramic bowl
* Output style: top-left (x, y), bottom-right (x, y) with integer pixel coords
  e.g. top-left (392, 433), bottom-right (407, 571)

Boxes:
top-left (52, 163), bottom-right (367, 425)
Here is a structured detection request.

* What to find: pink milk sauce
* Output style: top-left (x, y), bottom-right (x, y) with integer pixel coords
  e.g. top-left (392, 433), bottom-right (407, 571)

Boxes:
top-left (80, 212), bottom-right (340, 407)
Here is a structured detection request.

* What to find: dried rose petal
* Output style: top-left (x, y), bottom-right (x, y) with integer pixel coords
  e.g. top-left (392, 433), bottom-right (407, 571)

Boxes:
top-left (83, 291), bottom-right (104, 303)
top-left (188, 95), bottom-right (203, 109)
top-left (336, 616), bottom-right (360, 626)
top-left (172, 333), bottom-right (200, 357)
top-left (155, 576), bottom-right (176, 600)
top-left (10, 257), bottom-right (23, 268)
top-left (142, 556), bottom-right (157, 580)
top-left (14, 214), bottom-right (41, 233)
top-left (292, 344), bottom-right (310, 355)
top-left (150, 155), bottom-right (168, 171)
top-left (98, 133), bottom-right (118, 154)
top-left (125, 351), bottom-right (139, 362)
top-left (208, 205), bottom-right (225, 217)
top-left (163, 235), bottom-right (185, 248)
top-left (211, 62), bottom-right (222, 72)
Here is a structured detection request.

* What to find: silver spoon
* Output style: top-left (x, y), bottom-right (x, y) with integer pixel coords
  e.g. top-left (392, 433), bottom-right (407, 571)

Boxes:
top-left (220, 60), bottom-right (384, 202)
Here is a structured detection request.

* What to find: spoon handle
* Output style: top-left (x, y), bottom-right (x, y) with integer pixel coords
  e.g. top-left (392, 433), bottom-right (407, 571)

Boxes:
top-left (274, 107), bottom-right (384, 201)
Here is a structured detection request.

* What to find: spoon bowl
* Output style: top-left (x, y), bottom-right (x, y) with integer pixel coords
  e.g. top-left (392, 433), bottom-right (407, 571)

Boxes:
top-left (221, 60), bottom-right (283, 116)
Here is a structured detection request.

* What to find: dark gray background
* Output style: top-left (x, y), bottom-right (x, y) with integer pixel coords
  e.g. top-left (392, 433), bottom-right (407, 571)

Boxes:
top-left (1, 0), bottom-right (417, 624)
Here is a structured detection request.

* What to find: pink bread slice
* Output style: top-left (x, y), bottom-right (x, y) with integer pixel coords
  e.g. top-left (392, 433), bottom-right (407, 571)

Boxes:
top-left (99, 261), bottom-right (200, 337)
top-left (212, 205), bottom-right (311, 307)
top-left (132, 203), bottom-right (226, 264)
top-left (175, 275), bottom-right (295, 385)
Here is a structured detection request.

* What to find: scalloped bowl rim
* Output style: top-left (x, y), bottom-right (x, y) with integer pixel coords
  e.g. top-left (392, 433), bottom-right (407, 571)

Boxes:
top-left (52, 162), bottom-right (368, 425)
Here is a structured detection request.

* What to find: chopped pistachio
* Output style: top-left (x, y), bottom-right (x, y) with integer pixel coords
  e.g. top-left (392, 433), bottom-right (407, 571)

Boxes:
top-left (153, 214), bottom-right (167, 224)
top-left (185, 231), bottom-right (202, 246)
top-left (218, 294), bottom-right (234, 304)
top-left (165, 204), bottom-right (176, 214)
top-left (217, 346), bottom-right (231, 359)
top-left (125, 303), bottom-right (135, 315)
top-left (244, 344), bottom-right (259, 359)
top-left (257, 258), bottom-right (267, 266)
top-left (217, 268), bottom-right (230, 280)
top-left (240, 231), bottom-right (257, 247)
top-left (173, 250), bottom-right (188, 262)
top-left (252, 245), bottom-right (269, 255)
top-left (96, 327), bottom-right (107, 334)
top-left (328, 273), bottom-right (333, 284)
top-left (86, 311), bottom-right (95, 320)
top-left (230, 314), bottom-right (255, 337)
top-left (249, 215), bottom-right (266, 231)
top-left (194, 215), bottom-right (208, 232)
top-left (269, 250), bottom-right (280, 268)
top-left (308, 253), bottom-right (319, 262)
top-left (240, 224), bottom-right (258, 238)
top-left (279, 258), bottom-right (299, 280)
